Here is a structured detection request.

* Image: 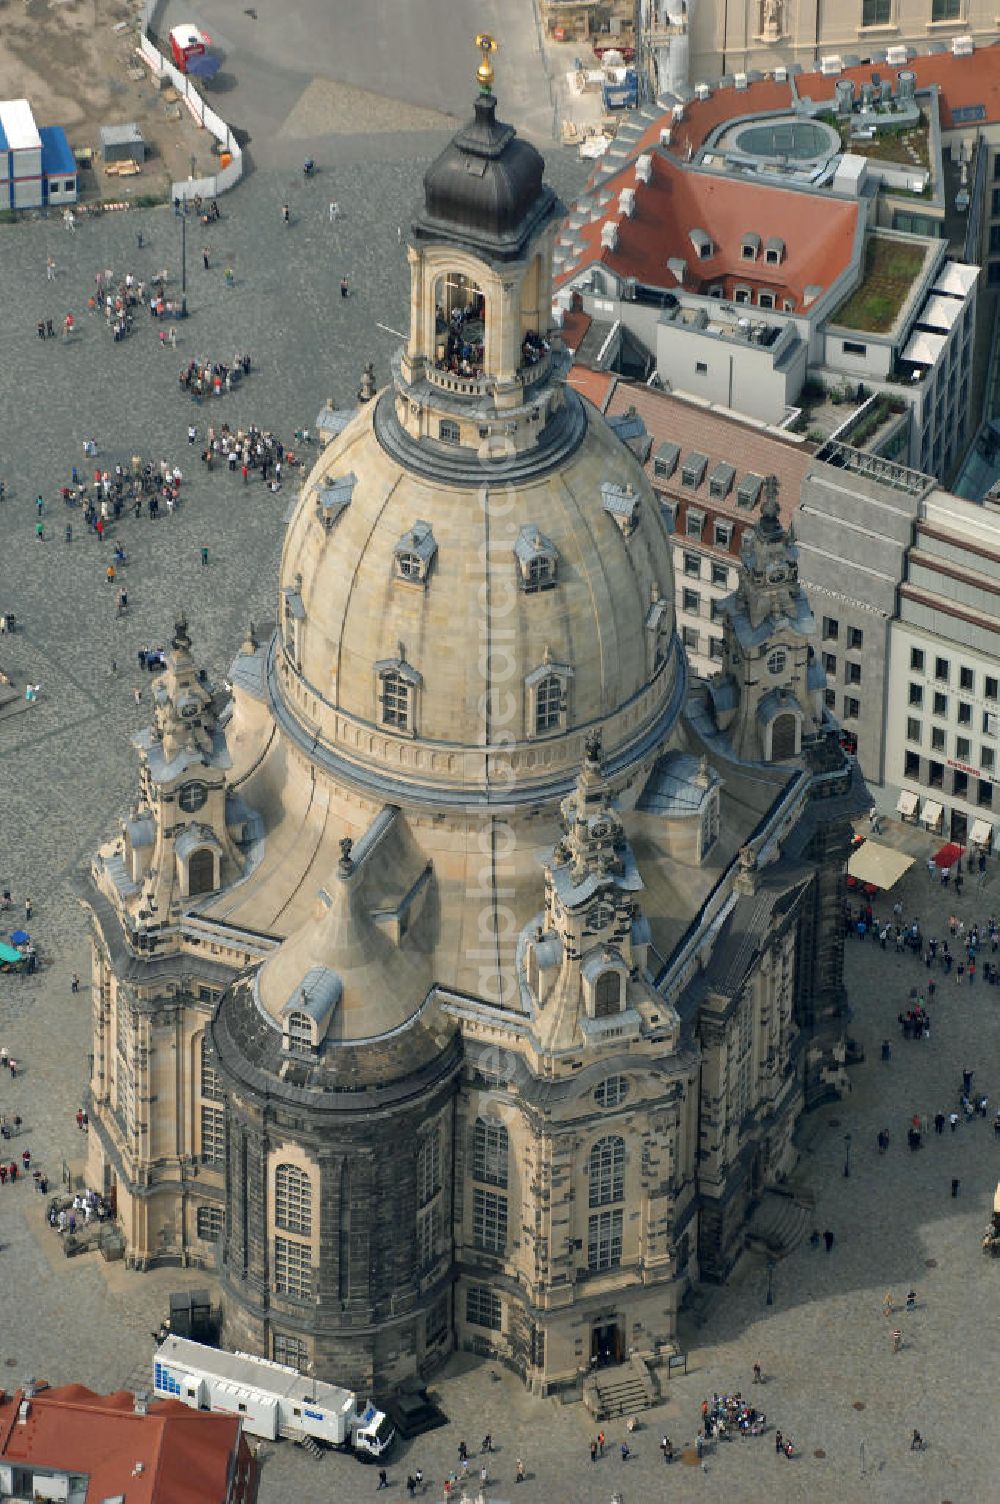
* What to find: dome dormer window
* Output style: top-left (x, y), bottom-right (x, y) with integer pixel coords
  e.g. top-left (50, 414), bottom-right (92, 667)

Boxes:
top-left (286, 1010), bottom-right (313, 1053)
top-left (525, 654), bottom-right (572, 738)
top-left (514, 524), bottom-right (558, 593)
top-left (393, 521), bottom-right (437, 586)
top-left (375, 647), bottom-right (422, 736)
top-left (601, 481), bottom-right (640, 537)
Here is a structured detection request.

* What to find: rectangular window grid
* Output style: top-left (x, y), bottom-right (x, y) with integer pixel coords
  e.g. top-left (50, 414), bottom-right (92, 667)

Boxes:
top-left (466, 1284), bottom-right (502, 1330)
top-left (472, 1188), bottom-right (508, 1253)
top-left (587, 1209), bottom-right (623, 1271)
top-left (196, 1204), bottom-right (223, 1241)
top-left (200, 1104), bottom-right (225, 1164)
top-left (274, 1235), bottom-right (312, 1298)
top-left (273, 1334), bottom-right (308, 1372)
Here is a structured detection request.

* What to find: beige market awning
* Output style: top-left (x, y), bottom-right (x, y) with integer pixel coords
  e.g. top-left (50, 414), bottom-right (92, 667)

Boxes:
top-left (970, 818), bottom-right (993, 847)
top-left (920, 799), bottom-right (944, 828)
top-left (896, 790), bottom-right (919, 817)
top-left (847, 842), bottom-right (915, 891)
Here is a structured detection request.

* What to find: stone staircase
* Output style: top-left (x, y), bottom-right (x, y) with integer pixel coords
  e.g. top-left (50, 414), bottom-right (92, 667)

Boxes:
top-left (745, 1187), bottom-right (811, 1259)
top-left (583, 1356), bottom-right (657, 1420)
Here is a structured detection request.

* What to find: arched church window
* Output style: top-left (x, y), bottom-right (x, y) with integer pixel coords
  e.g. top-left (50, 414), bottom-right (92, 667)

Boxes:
top-left (534, 674), bottom-right (563, 734)
top-left (473, 1118), bottom-right (509, 1187)
top-left (588, 1135), bottom-right (625, 1207)
top-left (594, 971), bottom-right (622, 1018)
top-left (275, 1163), bottom-right (312, 1236)
top-left (188, 847), bottom-right (216, 896)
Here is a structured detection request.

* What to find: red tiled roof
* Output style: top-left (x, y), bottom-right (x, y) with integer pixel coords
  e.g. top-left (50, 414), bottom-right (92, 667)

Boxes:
top-left (599, 375), bottom-right (813, 557)
top-left (559, 151), bottom-right (859, 308)
top-left (560, 307), bottom-right (593, 353)
top-left (566, 363), bottom-right (616, 411)
top-left (653, 45), bottom-right (1000, 158)
top-left (0, 1384), bottom-right (257, 1504)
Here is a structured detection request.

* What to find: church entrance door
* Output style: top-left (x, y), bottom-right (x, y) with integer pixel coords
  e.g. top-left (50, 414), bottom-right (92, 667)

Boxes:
top-left (591, 1320), bottom-right (624, 1367)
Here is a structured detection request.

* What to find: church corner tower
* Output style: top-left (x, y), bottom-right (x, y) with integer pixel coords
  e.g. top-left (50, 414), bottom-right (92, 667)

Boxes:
top-left (710, 477), bottom-right (825, 764)
top-left (86, 39), bottom-right (866, 1409)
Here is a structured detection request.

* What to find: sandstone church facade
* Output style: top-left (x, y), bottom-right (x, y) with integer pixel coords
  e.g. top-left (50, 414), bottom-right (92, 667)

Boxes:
top-left (85, 67), bottom-right (865, 1403)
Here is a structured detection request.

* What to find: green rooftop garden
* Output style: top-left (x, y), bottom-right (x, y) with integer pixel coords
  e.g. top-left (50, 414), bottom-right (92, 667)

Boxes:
top-left (832, 235), bottom-right (927, 334)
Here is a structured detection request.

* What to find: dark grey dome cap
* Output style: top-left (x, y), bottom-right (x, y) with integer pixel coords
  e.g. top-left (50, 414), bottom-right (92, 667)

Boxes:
top-left (415, 94), bottom-right (557, 262)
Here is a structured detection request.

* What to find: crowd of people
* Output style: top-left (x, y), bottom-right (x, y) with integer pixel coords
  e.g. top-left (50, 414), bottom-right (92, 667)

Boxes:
top-left (434, 296), bottom-right (485, 378)
top-left (199, 421), bottom-right (290, 490)
top-left (179, 352), bottom-right (252, 398)
top-left (47, 1188), bottom-right (112, 1235)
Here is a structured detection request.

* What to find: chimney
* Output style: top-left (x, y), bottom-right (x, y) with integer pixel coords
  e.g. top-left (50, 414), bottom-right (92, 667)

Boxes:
top-left (618, 188), bottom-right (636, 218)
top-left (134, 1390), bottom-right (149, 1416)
top-left (600, 220), bottom-right (620, 251)
top-left (635, 153), bottom-right (652, 184)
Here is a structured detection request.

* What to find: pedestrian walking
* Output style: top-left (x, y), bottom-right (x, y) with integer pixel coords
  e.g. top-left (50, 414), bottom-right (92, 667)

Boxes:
top-left (376, 1467), bottom-right (388, 1489)
top-left (823, 1228), bottom-right (834, 1252)
top-left (24, 897), bottom-right (32, 921)
top-left (202, 246), bottom-right (210, 270)
top-left (329, 201), bottom-right (340, 222)
top-left (951, 1177), bottom-right (960, 1197)
top-left (891, 1328), bottom-right (903, 1353)
top-left (46, 255), bottom-right (55, 280)
top-left (911, 1429), bottom-right (924, 1451)
top-left (71, 973), bottom-right (79, 993)
top-left (201, 546), bottom-right (209, 566)
top-left (340, 275), bottom-right (350, 298)
top-left (515, 1457), bottom-right (525, 1483)
top-left (281, 203), bottom-right (290, 224)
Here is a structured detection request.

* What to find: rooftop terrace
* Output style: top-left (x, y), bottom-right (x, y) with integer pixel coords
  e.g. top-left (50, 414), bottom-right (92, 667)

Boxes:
top-left (831, 235), bottom-right (928, 334)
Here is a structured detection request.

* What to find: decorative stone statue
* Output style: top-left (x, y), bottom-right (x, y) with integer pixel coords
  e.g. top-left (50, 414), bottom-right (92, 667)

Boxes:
top-left (358, 360), bottom-right (376, 403)
top-left (584, 727), bottom-right (603, 766)
top-left (339, 836), bottom-right (354, 874)
top-left (761, 0), bottom-right (783, 41)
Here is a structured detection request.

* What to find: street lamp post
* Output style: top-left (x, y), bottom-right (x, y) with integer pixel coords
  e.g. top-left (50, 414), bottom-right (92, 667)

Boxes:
top-left (844, 1132), bottom-right (852, 1179)
top-left (765, 1258), bottom-right (775, 1306)
top-left (181, 206), bottom-right (187, 296)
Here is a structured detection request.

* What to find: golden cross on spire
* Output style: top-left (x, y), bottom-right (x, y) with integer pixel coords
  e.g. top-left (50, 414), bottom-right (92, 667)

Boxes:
top-left (476, 32), bottom-right (498, 95)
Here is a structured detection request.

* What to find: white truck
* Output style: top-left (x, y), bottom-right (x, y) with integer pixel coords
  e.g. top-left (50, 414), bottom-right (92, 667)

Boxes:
top-left (152, 1336), bottom-right (395, 1460)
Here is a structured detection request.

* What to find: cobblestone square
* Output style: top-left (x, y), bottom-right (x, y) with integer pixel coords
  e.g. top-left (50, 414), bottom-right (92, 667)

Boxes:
top-left (0, 160), bottom-right (997, 1504)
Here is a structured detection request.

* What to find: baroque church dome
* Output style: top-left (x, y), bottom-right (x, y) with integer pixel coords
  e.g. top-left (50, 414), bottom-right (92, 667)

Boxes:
top-left (277, 401), bottom-right (681, 803)
top-left (274, 88), bottom-right (683, 808)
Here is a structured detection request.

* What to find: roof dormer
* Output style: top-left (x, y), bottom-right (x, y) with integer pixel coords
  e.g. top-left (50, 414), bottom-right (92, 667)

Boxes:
top-left (740, 231), bottom-right (761, 262)
top-left (689, 227), bottom-right (713, 260)
top-left (393, 521), bottom-right (437, 585)
top-left (765, 237), bottom-right (785, 266)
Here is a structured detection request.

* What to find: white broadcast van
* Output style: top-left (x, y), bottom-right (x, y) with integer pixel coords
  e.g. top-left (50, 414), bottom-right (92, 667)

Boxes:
top-left (152, 1336), bottom-right (395, 1460)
